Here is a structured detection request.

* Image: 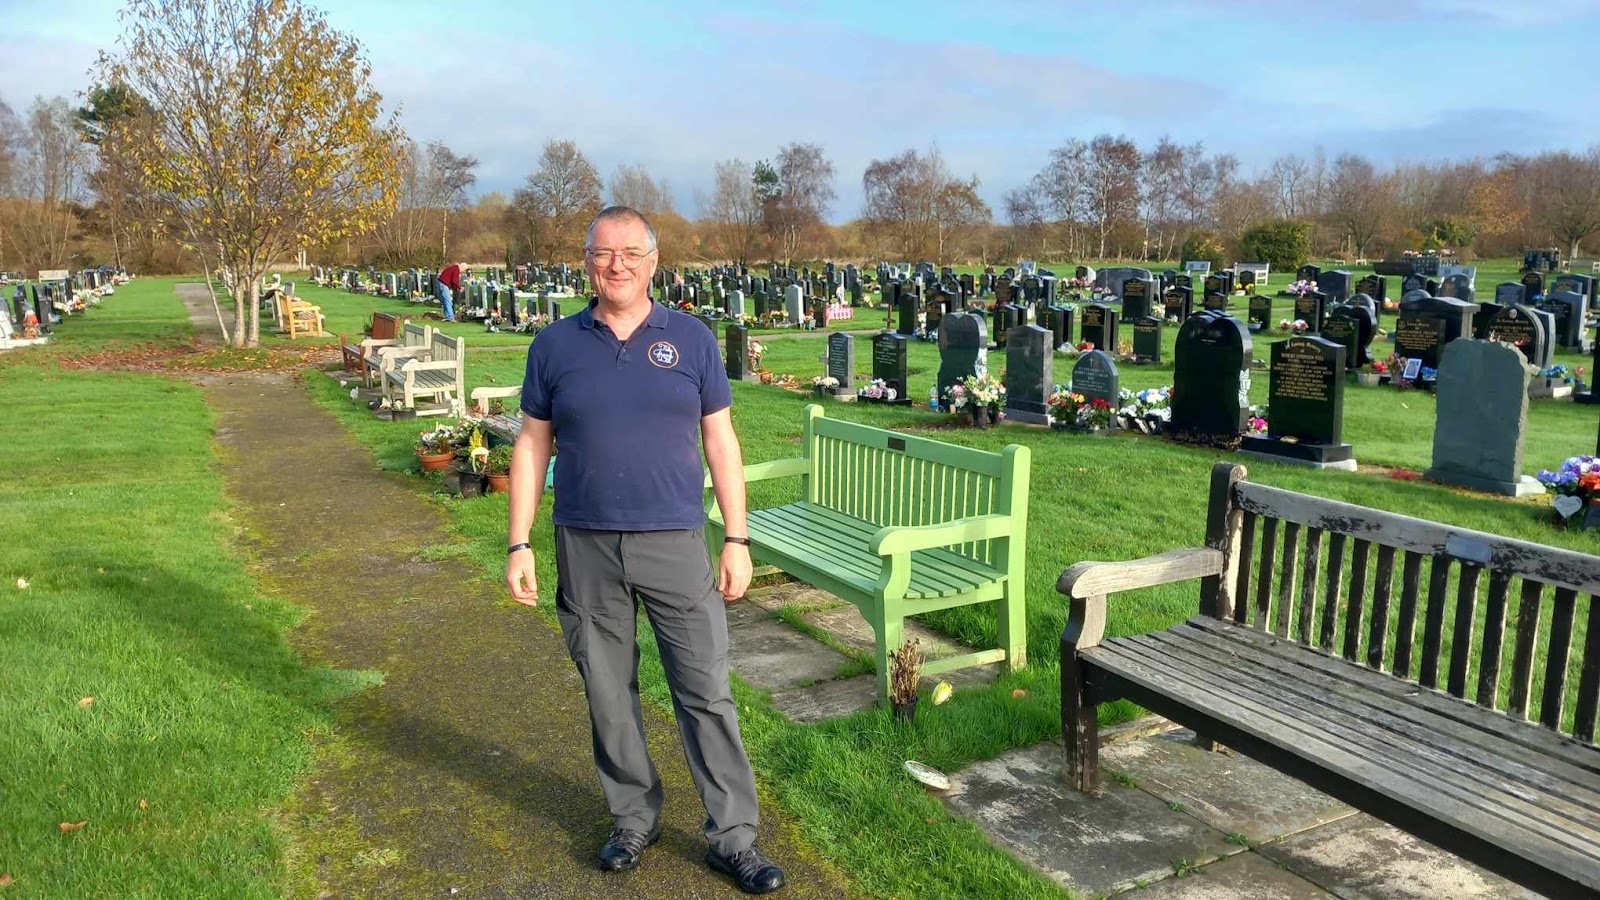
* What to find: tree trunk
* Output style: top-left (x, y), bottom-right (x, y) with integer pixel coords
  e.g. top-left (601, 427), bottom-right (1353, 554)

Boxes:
top-left (1571, 238), bottom-right (1582, 258)
top-left (231, 268), bottom-right (248, 349)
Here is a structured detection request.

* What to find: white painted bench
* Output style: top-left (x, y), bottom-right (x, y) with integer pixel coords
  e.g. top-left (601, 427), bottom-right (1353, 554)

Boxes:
top-left (382, 330), bottom-right (464, 416)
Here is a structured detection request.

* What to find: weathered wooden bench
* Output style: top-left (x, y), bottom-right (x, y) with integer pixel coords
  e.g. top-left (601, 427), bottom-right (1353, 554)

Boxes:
top-left (276, 291), bottom-right (324, 338)
top-left (340, 311), bottom-right (404, 379)
top-left (381, 330), bottom-right (464, 416)
top-left (369, 321), bottom-right (432, 388)
top-left (708, 404), bottom-right (1030, 701)
top-left (1058, 462), bottom-right (1600, 899)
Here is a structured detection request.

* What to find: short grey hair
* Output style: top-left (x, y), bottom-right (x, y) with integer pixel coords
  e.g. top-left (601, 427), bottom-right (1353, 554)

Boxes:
top-left (585, 206), bottom-right (658, 251)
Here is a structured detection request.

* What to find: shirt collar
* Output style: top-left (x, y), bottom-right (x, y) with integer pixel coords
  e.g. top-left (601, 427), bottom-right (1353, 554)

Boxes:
top-left (579, 298), bottom-right (670, 331)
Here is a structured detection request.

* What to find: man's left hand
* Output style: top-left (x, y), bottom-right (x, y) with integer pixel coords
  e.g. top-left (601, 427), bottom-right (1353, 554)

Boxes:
top-left (717, 543), bottom-right (752, 602)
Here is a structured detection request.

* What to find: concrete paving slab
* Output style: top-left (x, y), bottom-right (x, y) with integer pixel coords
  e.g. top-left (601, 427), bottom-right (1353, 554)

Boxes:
top-left (745, 581), bottom-right (844, 612)
top-left (1257, 814), bottom-right (1545, 899)
top-left (943, 742), bottom-right (1237, 897)
top-left (723, 596), bottom-right (774, 629)
top-left (1102, 729), bottom-right (1356, 842)
top-left (769, 674), bottom-right (878, 723)
top-left (1132, 851), bottom-right (1333, 899)
top-left (726, 617), bottom-right (851, 692)
top-left (800, 605), bottom-right (966, 657)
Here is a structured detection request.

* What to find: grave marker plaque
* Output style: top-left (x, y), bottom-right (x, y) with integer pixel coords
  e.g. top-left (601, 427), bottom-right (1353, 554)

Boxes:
top-left (1132, 316), bottom-right (1163, 363)
top-left (1241, 336), bottom-right (1353, 468)
top-left (1003, 325), bottom-right (1052, 424)
top-left (870, 332), bottom-right (912, 405)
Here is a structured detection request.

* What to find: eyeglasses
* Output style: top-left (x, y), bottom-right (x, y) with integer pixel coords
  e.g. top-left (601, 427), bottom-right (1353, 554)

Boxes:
top-left (585, 248), bottom-right (656, 269)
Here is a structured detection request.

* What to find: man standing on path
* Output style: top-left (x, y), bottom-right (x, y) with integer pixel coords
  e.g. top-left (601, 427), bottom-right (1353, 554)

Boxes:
top-left (436, 261), bottom-right (464, 322)
top-left (505, 206), bottom-right (785, 895)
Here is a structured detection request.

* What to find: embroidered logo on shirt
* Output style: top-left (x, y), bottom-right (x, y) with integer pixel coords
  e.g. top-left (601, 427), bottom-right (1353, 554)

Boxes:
top-left (647, 341), bottom-right (680, 368)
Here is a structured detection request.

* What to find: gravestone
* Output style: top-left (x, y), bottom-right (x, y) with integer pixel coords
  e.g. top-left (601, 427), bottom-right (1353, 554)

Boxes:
top-left (1293, 291), bottom-right (1326, 333)
top-left (897, 285), bottom-right (918, 336)
top-left (1241, 336), bottom-right (1355, 470)
top-left (1356, 274), bottom-right (1387, 307)
top-left (1396, 294), bottom-right (1476, 371)
top-left (728, 289), bottom-right (745, 318)
top-left (993, 303), bottom-right (1021, 350)
top-left (785, 284), bottom-right (804, 324)
top-left (812, 300), bottom-right (830, 330)
top-left (1552, 272), bottom-right (1597, 309)
top-left (869, 332), bottom-right (912, 405)
top-left (994, 278), bottom-right (1014, 306)
top-left (937, 312), bottom-right (987, 402)
top-left (1424, 341), bottom-right (1544, 497)
top-left (1247, 294), bottom-right (1273, 332)
top-left (1121, 277), bottom-right (1154, 321)
top-left (1485, 304), bottom-right (1550, 370)
top-left (1438, 274), bottom-right (1475, 304)
top-left (1080, 303), bottom-right (1119, 354)
top-left (1204, 274), bottom-right (1224, 300)
top-left (825, 332), bottom-right (856, 396)
top-left (1401, 274), bottom-right (1427, 296)
top-left (925, 299), bottom-right (944, 336)
top-left (1297, 264), bottom-right (1321, 284)
top-left (1324, 302), bottom-right (1376, 367)
top-left (1021, 275), bottom-right (1042, 305)
top-left (1394, 315), bottom-right (1448, 371)
top-left (725, 324), bottom-right (756, 382)
top-left (1047, 305), bottom-right (1073, 350)
top-left (1316, 270), bottom-right (1352, 305)
top-left (1522, 270), bottom-right (1545, 301)
top-left (1203, 290), bottom-right (1230, 313)
top-left (1164, 286), bottom-right (1194, 322)
top-left (1002, 325), bottom-right (1052, 424)
top-left (1069, 350), bottom-right (1120, 411)
top-left (1538, 289), bottom-right (1588, 349)
top-left (1169, 310), bottom-right (1252, 443)
top-left (1132, 316), bottom-right (1163, 363)
top-left (1237, 269), bottom-right (1257, 295)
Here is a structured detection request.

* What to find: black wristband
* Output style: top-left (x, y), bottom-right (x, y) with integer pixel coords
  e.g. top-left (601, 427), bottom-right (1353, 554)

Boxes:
top-left (724, 536), bottom-right (751, 546)
top-left (508, 542), bottom-right (531, 555)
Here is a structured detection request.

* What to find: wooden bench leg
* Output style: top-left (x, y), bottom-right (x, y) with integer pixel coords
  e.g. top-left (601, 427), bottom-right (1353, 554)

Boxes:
top-left (999, 579), bottom-right (1027, 671)
top-left (1060, 632), bottom-right (1099, 793)
top-left (873, 605), bottom-right (904, 704)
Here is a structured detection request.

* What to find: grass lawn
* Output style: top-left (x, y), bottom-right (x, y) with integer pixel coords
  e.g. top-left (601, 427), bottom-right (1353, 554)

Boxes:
top-left (307, 262), bottom-right (1598, 894)
top-left (0, 285), bottom-right (368, 897)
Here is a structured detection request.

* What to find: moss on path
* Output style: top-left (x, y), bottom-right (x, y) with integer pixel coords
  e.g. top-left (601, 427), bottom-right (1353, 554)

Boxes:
top-left (203, 372), bottom-right (855, 899)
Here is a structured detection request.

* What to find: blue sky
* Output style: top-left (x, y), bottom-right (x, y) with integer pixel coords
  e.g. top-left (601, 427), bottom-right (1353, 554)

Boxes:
top-left (3, 0), bottom-right (1599, 220)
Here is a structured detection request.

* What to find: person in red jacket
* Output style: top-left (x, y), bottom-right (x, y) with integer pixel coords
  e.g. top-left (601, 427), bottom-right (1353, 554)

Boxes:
top-left (436, 262), bottom-right (465, 321)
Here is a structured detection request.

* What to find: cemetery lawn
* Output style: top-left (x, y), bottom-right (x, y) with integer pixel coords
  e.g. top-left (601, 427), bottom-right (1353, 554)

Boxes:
top-left (0, 323), bottom-right (367, 894)
top-left (305, 282), bottom-right (1596, 894)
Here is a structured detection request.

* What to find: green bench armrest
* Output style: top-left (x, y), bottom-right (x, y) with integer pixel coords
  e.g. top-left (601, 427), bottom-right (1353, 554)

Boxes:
top-left (869, 514), bottom-right (1014, 556)
top-left (702, 456), bottom-right (808, 492)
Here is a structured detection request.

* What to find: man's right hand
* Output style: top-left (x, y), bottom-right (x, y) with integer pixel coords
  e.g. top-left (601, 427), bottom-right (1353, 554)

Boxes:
top-left (507, 548), bottom-right (539, 606)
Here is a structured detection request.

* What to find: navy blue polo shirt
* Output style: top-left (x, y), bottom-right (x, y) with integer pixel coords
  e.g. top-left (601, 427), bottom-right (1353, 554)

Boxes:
top-left (521, 300), bottom-right (732, 531)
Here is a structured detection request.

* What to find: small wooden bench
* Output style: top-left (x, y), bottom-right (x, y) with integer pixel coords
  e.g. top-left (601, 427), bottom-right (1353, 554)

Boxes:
top-left (1059, 462), bottom-right (1600, 899)
top-left (341, 311), bottom-right (404, 379)
top-left (708, 404), bottom-right (1031, 701)
top-left (382, 330), bottom-right (464, 416)
top-left (469, 386), bottom-right (526, 445)
top-left (369, 321), bottom-right (433, 388)
top-left (276, 292), bottom-right (324, 338)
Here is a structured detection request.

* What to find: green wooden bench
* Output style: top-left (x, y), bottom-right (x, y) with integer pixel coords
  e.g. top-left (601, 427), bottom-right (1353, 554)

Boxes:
top-left (707, 404), bottom-right (1031, 702)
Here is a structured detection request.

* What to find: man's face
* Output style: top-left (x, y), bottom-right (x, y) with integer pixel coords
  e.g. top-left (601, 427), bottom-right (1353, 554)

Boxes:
top-left (587, 217), bottom-right (657, 307)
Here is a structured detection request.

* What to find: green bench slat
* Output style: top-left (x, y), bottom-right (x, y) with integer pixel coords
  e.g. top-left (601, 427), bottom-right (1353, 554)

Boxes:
top-left (760, 503), bottom-right (1003, 594)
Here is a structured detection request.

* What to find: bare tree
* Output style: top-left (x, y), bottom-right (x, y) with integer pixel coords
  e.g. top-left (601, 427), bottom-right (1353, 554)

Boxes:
top-left (1266, 153), bottom-right (1312, 218)
top-left (861, 145), bottom-right (990, 261)
top-left (1527, 147), bottom-right (1600, 257)
top-left (6, 96), bottom-right (90, 272)
top-left (1084, 135), bottom-right (1141, 258)
top-left (705, 158), bottom-right (761, 263)
top-left (756, 142), bottom-right (835, 263)
top-left (1141, 137), bottom-right (1185, 259)
top-left (100, 0), bottom-right (402, 346)
top-left (509, 139), bottom-right (602, 263)
top-left (1326, 153), bottom-right (1391, 258)
top-left (609, 163), bottom-right (675, 216)
top-left (372, 139), bottom-right (477, 264)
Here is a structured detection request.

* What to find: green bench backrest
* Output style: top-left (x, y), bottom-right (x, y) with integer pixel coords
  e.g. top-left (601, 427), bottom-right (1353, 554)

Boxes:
top-left (803, 406), bottom-right (1025, 567)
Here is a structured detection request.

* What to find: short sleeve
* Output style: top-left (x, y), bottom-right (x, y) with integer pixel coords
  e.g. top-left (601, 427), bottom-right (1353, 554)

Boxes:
top-left (700, 329), bottom-right (732, 416)
top-left (521, 336), bottom-right (551, 420)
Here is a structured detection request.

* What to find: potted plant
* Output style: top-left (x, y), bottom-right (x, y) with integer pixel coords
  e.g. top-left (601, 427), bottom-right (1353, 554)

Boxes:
top-left (415, 425), bottom-right (459, 472)
top-left (889, 638), bottom-right (922, 723)
top-left (1047, 388), bottom-right (1115, 433)
top-left (945, 373), bottom-right (1005, 427)
top-left (1537, 456), bottom-right (1600, 529)
top-left (485, 445), bottom-right (513, 493)
top-left (1355, 364), bottom-right (1381, 387)
top-left (747, 339), bottom-right (766, 373)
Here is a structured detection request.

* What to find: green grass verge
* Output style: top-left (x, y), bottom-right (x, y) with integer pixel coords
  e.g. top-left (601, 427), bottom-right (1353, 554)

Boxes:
top-left (0, 288), bottom-right (370, 897)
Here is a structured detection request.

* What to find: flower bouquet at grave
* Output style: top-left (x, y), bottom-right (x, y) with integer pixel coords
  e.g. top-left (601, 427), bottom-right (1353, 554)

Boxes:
top-left (738, 314), bottom-right (761, 328)
top-left (677, 299), bottom-right (695, 311)
top-left (1287, 279), bottom-right (1317, 297)
top-left (1116, 386), bottom-right (1172, 433)
top-left (857, 378), bottom-right (898, 402)
top-left (1537, 456), bottom-right (1600, 527)
top-left (747, 340), bottom-right (766, 372)
top-left (1067, 276), bottom-right (1092, 291)
top-left (1540, 363), bottom-right (1574, 385)
top-left (1290, 319), bottom-right (1310, 335)
top-left (946, 374), bottom-right (1006, 425)
top-left (1247, 413), bottom-right (1269, 436)
top-left (1578, 366), bottom-right (1590, 393)
top-left (696, 304), bottom-right (721, 318)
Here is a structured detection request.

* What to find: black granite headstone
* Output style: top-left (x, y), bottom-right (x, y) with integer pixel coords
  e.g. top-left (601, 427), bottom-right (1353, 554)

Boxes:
top-left (725, 324), bottom-right (755, 382)
top-left (1132, 316), bottom-right (1163, 363)
top-left (1241, 335), bottom-right (1352, 466)
top-left (1080, 303), bottom-right (1119, 354)
top-left (1122, 277), bottom-right (1154, 321)
top-left (937, 312), bottom-right (986, 400)
top-left (1247, 294), bottom-right (1272, 332)
top-left (1293, 291), bottom-right (1326, 332)
top-left (870, 332), bottom-right (912, 405)
top-left (1003, 325), bottom-right (1052, 424)
top-left (1170, 311), bottom-right (1252, 441)
top-left (1485, 305), bottom-right (1548, 370)
top-left (1316, 270), bottom-right (1352, 305)
top-left (826, 331), bottom-right (856, 394)
top-left (1165, 287), bottom-right (1194, 322)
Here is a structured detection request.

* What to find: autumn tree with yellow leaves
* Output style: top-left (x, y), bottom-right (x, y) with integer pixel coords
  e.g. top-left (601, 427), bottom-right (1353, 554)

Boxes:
top-left (98, 0), bottom-right (401, 347)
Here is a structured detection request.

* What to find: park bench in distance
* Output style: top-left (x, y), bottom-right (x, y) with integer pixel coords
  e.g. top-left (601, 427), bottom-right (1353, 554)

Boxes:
top-left (276, 291), bottom-right (324, 338)
top-left (340, 311), bottom-right (404, 381)
top-left (381, 329), bottom-right (464, 416)
top-left (369, 321), bottom-right (432, 388)
top-left (1058, 462), bottom-right (1600, 899)
top-left (708, 404), bottom-right (1031, 702)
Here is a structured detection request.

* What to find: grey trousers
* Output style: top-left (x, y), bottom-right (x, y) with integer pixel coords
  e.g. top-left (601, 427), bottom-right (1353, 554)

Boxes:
top-left (553, 526), bottom-right (759, 855)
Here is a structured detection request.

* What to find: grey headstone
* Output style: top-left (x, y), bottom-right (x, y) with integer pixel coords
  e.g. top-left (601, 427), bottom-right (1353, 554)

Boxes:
top-left (938, 312), bottom-right (986, 400)
top-left (1424, 341), bottom-right (1545, 497)
top-left (1002, 325), bottom-right (1052, 424)
top-left (825, 331), bottom-right (855, 393)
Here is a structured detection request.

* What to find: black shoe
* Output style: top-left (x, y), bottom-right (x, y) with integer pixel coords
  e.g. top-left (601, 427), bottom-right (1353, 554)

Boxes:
top-left (706, 844), bottom-right (785, 894)
top-left (598, 826), bottom-right (659, 872)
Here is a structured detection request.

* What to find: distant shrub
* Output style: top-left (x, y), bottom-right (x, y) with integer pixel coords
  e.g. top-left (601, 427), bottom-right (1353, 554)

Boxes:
top-left (1239, 220), bottom-right (1313, 271)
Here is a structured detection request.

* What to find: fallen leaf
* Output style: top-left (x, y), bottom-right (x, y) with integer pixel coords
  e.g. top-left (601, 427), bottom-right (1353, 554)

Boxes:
top-left (15, 578), bottom-right (27, 590)
top-left (138, 799), bottom-right (148, 810)
top-left (58, 821), bottom-right (86, 833)
top-left (0, 872), bottom-right (13, 887)
top-left (1011, 688), bottom-right (1028, 699)
top-left (77, 697), bottom-right (94, 708)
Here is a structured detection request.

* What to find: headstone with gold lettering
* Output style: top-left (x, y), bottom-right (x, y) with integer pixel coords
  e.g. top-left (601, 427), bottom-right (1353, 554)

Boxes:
top-left (1241, 335), bottom-right (1355, 470)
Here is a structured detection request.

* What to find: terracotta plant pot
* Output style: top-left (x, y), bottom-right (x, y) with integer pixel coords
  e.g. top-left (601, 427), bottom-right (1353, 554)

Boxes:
top-left (417, 449), bottom-right (455, 472)
top-left (487, 473), bottom-right (510, 494)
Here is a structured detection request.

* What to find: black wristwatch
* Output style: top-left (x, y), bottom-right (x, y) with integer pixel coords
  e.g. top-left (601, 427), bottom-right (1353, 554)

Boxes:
top-left (724, 536), bottom-right (751, 546)
top-left (508, 542), bottom-right (531, 555)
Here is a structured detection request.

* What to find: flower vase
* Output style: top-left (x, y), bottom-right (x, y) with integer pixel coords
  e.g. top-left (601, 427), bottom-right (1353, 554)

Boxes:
top-left (970, 406), bottom-right (992, 428)
top-left (1583, 500), bottom-right (1600, 532)
top-left (891, 696), bottom-right (918, 723)
top-left (1356, 373), bottom-right (1381, 387)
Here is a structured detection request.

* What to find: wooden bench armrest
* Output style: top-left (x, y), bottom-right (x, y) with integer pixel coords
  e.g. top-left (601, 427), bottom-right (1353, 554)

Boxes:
top-left (360, 337), bottom-right (400, 352)
top-left (744, 457), bottom-right (809, 483)
top-left (470, 385), bottom-right (522, 415)
top-left (1056, 547), bottom-right (1222, 599)
top-left (1057, 548), bottom-right (1222, 650)
top-left (869, 514), bottom-right (1013, 556)
top-left (400, 358), bottom-right (459, 373)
